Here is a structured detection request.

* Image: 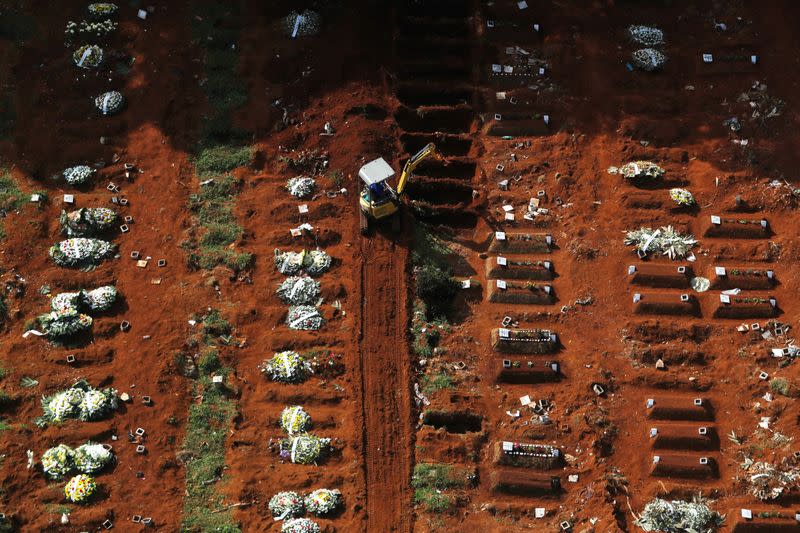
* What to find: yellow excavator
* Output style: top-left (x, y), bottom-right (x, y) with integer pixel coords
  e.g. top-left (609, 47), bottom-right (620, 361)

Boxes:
top-left (358, 142), bottom-right (443, 234)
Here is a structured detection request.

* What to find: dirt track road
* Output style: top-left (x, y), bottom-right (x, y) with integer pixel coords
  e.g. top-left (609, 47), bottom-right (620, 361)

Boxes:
top-left (359, 226), bottom-right (413, 533)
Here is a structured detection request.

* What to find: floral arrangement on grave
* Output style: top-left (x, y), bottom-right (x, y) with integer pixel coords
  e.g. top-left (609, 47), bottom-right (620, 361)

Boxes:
top-left (88, 3), bottom-right (118, 17)
top-left (631, 48), bottom-right (666, 71)
top-left (280, 405), bottom-right (312, 435)
top-left (627, 25), bottom-right (664, 46)
top-left (742, 458), bottom-right (800, 501)
top-left (94, 91), bottom-right (124, 116)
top-left (305, 488), bottom-right (342, 516)
top-left (279, 433), bottom-right (331, 465)
top-left (634, 496), bottom-right (724, 532)
top-left (41, 444), bottom-right (75, 479)
top-left (260, 351), bottom-right (312, 384)
top-left (286, 176), bottom-right (316, 198)
top-left (41, 381), bottom-right (119, 423)
top-left (65, 19), bottom-right (117, 40)
top-left (617, 161), bottom-right (665, 180)
top-left (64, 474), bottom-right (97, 504)
top-left (72, 44), bottom-right (104, 69)
top-left (274, 249), bottom-right (332, 276)
top-left (624, 226), bottom-right (697, 260)
top-left (60, 208), bottom-right (117, 237)
top-left (42, 442), bottom-right (114, 479)
top-left (277, 277), bottom-right (321, 305)
top-left (281, 518), bottom-right (320, 533)
top-left (62, 165), bottom-right (95, 186)
top-left (268, 491), bottom-right (305, 519)
top-left (49, 238), bottom-right (116, 268)
top-left (286, 305), bottom-right (324, 331)
top-left (38, 308), bottom-right (93, 339)
top-left (669, 188), bottom-right (695, 206)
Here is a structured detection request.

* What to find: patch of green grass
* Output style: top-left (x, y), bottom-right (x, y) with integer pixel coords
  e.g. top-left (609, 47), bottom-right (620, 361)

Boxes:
top-left (770, 378), bottom-right (791, 397)
top-left (413, 488), bottom-right (452, 513)
top-left (181, 308), bottom-right (240, 533)
top-left (0, 363), bottom-right (7, 381)
top-left (0, 170), bottom-right (24, 239)
top-left (195, 145), bottom-right (253, 176)
top-left (0, 420), bottom-right (9, 431)
top-left (412, 463), bottom-right (474, 490)
top-left (421, 372), bottom-right (453, 394)
top-left (200, 222), bottom-right (243, 247)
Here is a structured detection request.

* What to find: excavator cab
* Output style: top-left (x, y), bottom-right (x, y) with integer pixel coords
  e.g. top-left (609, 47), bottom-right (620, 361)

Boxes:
top-left (358, 143), bottom-right (443, 235)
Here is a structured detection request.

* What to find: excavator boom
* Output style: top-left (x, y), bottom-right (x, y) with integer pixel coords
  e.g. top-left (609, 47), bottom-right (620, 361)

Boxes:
top-left (396, 142), bottom-right (444, 196)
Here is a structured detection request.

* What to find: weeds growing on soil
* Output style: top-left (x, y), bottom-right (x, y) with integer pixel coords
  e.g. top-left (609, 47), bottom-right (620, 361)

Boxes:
top-left (181, 309), bottom-right (240, 532)
top-left (421, 371), bottom-right (453, 394)
top-left (185, 2), bottom-right (253, 273)
top-left (0, 169), bottom-right (24, 239)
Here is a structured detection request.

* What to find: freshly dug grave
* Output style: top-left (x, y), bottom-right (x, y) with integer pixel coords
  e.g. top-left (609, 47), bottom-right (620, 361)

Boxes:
top-left (489, 470), bottom-right (562, 496)
top-left (713, 295), bottom-right (777, 318)
top-left (704, 216), bottom-right (771, 239)
top-left (492, 441), bottom-right (562, 469)
top-left (627, 263), bottom-right (691, 288)
top-left (488, 232), bottom-right (552, 253)
top-left (488, 281), bottom-right (555, 305)
top-left (485, 257), bottom-right (553, 280)
top-left (710, 266), bottom-right (775, 290)
top-left (633, 292), bottom-right (699, 317)
top-left (650, 454), bottom-right (718, 479)
top-left (646, 397), bottom-right (715, 421)
top-left (495, 359), bottom-right (561, 383)
top-left (650, 425), bottom-right (718, 451)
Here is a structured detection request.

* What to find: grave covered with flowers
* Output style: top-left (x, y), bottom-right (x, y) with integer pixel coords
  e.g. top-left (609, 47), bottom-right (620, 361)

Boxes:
top-left (282, 518), bottom-right (320, 533)
top-left (62, 165), bottom-right (95, 186)
top-left (277, 277), bottom-right (320, 305)
top-left (73, 44), bottom-right (104, 69)
top-left (60, 208), bottom-right (117, 237)
top-left (280, 405), bottom-right (312, 435)
top-left (42, 442), bottom-right (114, 479)
top-left (304, 488), bottom-right (342, 516)
top-left (279, 433), bottom-right (331, 465)
top-left (49, 237), bottom-right (116, 268)
top-left (260, 351), bottom-right (312, 383)
top-left (269, 491), bottom-right (305, 519)
top-left (41, 381), bottom-right (119, 423)
top-left (64, 474), bottom-right (98, 503)
top-left (94, 90), bottom-right (124, 115)
top-left (286, 305), bottom-right (324, 331)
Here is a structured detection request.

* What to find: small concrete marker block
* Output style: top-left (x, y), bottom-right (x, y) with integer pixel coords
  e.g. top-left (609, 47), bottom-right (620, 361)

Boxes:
top-left (568, 474), bottom-right (578, 483)
top-left (626, 265), bottom-right (637, 275)
top-left (124, 216), bottom-right (133, 223)
top-left (120, 224), bottom-right (130, 233)
top-left (142, 396), bottom-right (152, 405)
top-left (703, 53), bottom-right (713, 63)
top-left (119, 392), bottom-right (131, 402)
top-left (498, 327), bottom-right (510, 338)
top-left (30, 193), bottom-right (40, 202)
top-left (677, 266), bottom-right (686, 273)
top-left (520, 394), bottom-right (531, 406)
top-left (498, 179), bottom-right (509, 190)
top-left (740, 509), bottom-right (752, 519)
top-left (720, 294), bottom-right (731, 304)
top-left (212, 375), bottom-right (224, 384)
top-left (137, 9), bottom-right (147, 19)
top-left (107, 183), bottom-right (117, 192)
top-left (694, 398), bottom-right (703, 405)
top-left (699, 457), bottom-right (709, 465)
top-left (655, 359), bottom-right (665, 370)
top-left (130, 251), bottom-right (140, 259)
top-left (137, 259), bottom-right (148, 268)
top-left (517, 0), bottom-right (528, 9)
top-left (135, 427), bottom-right (146, 436)
top-left (543, 114), bottom-right (550, 125)
top-left (111, 196), bottom-right (119, 204)
top-left (652, 455), bottom-right (660, 463)
top-left (535, 508), bottom-right (545, 518)
top-left (157, 259), bottom-right (166, 267)
top-left (132, 516), bottom-right (142, 523)
top-left (496, 280), bottom-right (507, 290)
top-left (649, 428), bottom-right (658, 438)
top-left (120, 320), bottom-right (131, 332)
top-left (504, 212), bottom-right (515, 221)
top-left (710, 215), bottom-right (721, 224)
top-left (63, 194), bottom-right (75, 204)
top-left (298, 204), bottom-right (309, 214)
top-left (66, 354), bottom-right (76, 364)
top-left (751, 322), bottom-right (761, 331)
top-left (680, 294), bottom-right (690, 302)
top-left (496, 163), bottom-right (505, 172)
top-left (539, 67), bottom-right (546, 75)
top-left (495, 231), bottom-right (506, 240)
top-left (141, 518), bottom-right (153, 526)
top-left (119, 198), bottom-right (129, 205)
top-left (560, 521), bottom-right (570, 531)
top-left (759, 371), bottom-right (769, 380)
top-left (494, 113), bottom-right (502, 121)
top-left (290, 228), bottom-right (302, 237)
top-left (533, 23), bottom-right (540, 31)
top-left (646, 398), bottom-right (655, 408)
top-left (633, 293), bottom-right (641, 303)
top-left (487, 20), bottom-right (495, 28)
top-left (461, 279), bottom-right (471, 289)
top-left (497, 256), bottom-right (507, 266)
top-left (751, 55), bottom-right (758, 64)
top-left (715, 266), bottom-right (726, 276)
top-left (502, 204), bottom-right (514, 212)
top-left (537, 189), bottom-right (546, 197)
top-left (699, 427), bottom-right (708, 435)
top-left (102, 520), bottom-right (113, 530)
top-left (136, 445), bottom-right (146, 454)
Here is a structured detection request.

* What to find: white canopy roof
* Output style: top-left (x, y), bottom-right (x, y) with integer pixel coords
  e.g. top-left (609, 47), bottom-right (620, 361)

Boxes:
top-left (359, 157), bottom-right (395, 185)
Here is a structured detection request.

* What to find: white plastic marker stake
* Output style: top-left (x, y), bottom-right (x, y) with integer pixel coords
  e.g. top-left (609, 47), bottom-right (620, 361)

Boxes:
top-left (543, 114), bottom-right (550, 125)
top-left (292, 14), bottom-right (303, 38)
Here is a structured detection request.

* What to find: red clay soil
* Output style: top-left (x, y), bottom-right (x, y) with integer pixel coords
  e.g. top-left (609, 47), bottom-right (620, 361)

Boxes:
top-left (3, 0), bottom-right (800, 532)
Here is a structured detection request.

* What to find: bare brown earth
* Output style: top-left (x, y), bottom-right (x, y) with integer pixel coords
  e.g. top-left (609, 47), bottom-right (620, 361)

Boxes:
top-left (1, 0), bottom-right (800, 532)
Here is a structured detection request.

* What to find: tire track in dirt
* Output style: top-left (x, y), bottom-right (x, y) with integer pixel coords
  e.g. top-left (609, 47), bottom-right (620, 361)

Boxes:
top-left (359, 230), bottom-right (412, 533)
